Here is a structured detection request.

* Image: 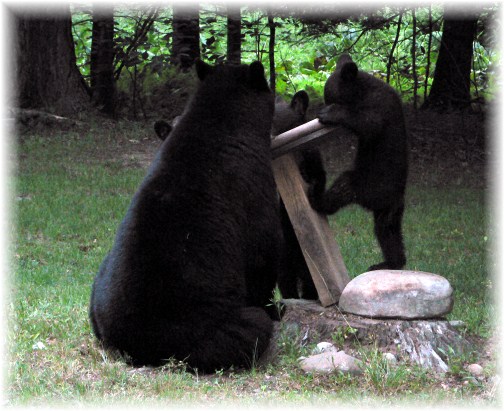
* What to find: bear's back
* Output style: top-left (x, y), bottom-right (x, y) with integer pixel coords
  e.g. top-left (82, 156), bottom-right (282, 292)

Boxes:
top-left (94, 63), bottom-right (277, 317)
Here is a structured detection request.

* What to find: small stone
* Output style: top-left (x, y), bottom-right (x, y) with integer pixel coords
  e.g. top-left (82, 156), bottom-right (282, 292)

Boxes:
top-left (300, 350), bottom-right (362, 375)
top-left (339, 270), bottom-right (454, 319)
top-left (383, 352), bottom-right (397, 364)
top-left (32, 341), bottom-right (46, 350)
top-left (312, 342), bottom-right (336, 355)
top-left (467, 363), bottom-right (484, 377)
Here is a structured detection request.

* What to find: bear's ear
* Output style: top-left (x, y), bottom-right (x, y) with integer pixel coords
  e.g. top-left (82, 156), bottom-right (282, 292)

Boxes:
top-left (291, 90), bottom-right (309, 115)
top-left (248, 61), bottom-right (270, 91)
top-left (341, 61), bottom-right (358, 82)
top-left (154, 120), bottom-right (172, 141)
top-left (195, 59), bottom-right (214, 81)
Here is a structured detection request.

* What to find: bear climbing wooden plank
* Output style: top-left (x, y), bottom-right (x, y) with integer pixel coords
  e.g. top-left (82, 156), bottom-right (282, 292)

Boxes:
top-left (313, 53), bottom-right (408, 271)
top-left (271, 123), bottom-right (350, 306)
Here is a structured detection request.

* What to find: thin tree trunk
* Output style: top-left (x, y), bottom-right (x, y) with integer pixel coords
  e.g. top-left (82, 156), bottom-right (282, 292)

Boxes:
top-left (132, 64), bottom-right (138, 120)
top-left (226, 4), bottom-right (241, 65)
top-left (91, 5), bottom-right (115, 117)
top-left (171, 3), bottom-right (200, 70)
top-left (411, 8), bottom-right (418, 109)
top-left (387, 10), bottom-right (403, 84)
top-left (423, 5), bottom-right (433, 102)
top-left (267, 10), bottom-right (276, 93)
top-left (13, 6), bottom-right (90, 116)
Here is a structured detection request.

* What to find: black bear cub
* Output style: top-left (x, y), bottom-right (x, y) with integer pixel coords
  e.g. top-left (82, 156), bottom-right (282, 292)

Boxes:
top-left (90, 61), bottom-right (281, 372)
top-left (306, 53), bottom-right (408, 271)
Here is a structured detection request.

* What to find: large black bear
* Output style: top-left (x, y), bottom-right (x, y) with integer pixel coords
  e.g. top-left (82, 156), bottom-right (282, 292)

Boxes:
top-left (306, 54), bottom-right (408, 271)
top-left (90, 61), bottom-right (281, 372)
top-left (271, 91), bottom-right (319, 299)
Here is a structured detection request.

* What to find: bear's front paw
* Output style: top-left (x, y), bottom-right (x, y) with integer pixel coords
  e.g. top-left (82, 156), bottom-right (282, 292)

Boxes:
top-left (317, 104), bottom-right (337, 125)
top-left (301, 169), bottom-right (326, 188)
top-left (299, 160), bottom-right (317, 183)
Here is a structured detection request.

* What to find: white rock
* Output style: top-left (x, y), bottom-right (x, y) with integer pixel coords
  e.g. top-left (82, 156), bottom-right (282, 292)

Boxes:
top-left (300, 350), bottom-right (362, 375)
top-left (339, 270), bottom-right (454, 319)
top-left (312, 342), bottom-right (336, 355)
top-left (383, 352), bottom-right (397, 364)
top-left (32, 341), bottom-right (46, 350)
top-left (467, 363), bottom-right (484, 377)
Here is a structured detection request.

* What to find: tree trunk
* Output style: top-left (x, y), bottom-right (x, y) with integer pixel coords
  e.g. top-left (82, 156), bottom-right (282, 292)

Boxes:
top-left (90, 5), bottom-right (115, 117)
top-left (267, 10), bottom-right (276, 93)
top-left (386, 10), bottom-right (403, 85)
top-left (422, 8), bottom-right (479, 111)
top-left (226, 4), bottom-right (241, 65)
top-left (12, 6), bottom-right (91, 117)
top-left (423, 5), bottom-right (433, 102)
top-left (171, 3), bottom-right (200, 70)
top-left (411, 8), bottom-right (418, 109)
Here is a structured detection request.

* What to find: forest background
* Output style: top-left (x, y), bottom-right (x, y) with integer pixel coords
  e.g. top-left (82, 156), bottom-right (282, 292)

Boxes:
top-left (10, 2), bottom-right (500, 120)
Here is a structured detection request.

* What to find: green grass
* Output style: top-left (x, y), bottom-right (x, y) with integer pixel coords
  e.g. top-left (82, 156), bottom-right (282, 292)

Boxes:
top-left (8, 126), bottom-right (496, 406)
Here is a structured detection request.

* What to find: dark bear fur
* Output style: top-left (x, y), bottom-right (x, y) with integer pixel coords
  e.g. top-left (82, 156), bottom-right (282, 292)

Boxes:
top-left (271, 91), bottom-right (319, 300)
top-left (306, 53), bottom-right (408, 271)
top-left (90, 60), bottom-right (281, 372)
top-left (271, 91), bottom-right (309, 137)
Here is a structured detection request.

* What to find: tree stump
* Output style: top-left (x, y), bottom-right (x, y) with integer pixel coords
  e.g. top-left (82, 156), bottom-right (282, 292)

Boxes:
top-left (280, 299), bottom-right (473, 374)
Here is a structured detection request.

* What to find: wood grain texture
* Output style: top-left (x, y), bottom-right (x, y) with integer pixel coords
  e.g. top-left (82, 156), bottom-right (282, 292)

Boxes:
top-left (273, 153), bottom-right (350, 306)
top-left (271, 119), bottom-right (336, 157)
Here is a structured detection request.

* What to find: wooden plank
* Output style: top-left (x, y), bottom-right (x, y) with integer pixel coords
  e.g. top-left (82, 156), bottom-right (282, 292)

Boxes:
top-left (271, 119), bottom-right (335, 158)
top-left (273, 153), bottom-right (350, 306)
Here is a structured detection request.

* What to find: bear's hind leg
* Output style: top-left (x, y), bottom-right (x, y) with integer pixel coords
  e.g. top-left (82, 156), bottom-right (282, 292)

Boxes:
top-left (277, 203), bottom-right (306, 299)
top-left (369, 205), bottom-right (406, 271)
top-left (186, 307), bottom-right (273, 373)
top-left (112, 307), bottom-right (273, 373)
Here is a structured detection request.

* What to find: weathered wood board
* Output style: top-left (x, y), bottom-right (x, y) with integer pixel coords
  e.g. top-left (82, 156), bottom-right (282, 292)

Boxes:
top-left (271, 118), bottom-right (335, 158)
top-left (272, 152), bottom-right (350, 307)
